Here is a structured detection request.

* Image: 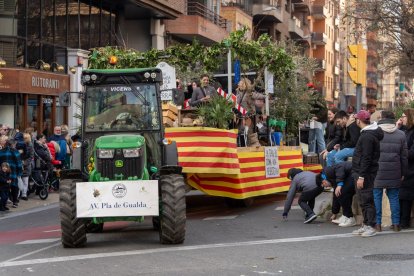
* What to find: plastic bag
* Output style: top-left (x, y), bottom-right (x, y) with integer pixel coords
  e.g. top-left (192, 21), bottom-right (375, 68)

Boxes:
top-left (17, 177), bottom-right (24, 191)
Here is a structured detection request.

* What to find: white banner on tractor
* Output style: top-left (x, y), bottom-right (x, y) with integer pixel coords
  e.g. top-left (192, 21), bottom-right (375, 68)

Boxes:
top-left (76, 180), bottom-right (159, 218)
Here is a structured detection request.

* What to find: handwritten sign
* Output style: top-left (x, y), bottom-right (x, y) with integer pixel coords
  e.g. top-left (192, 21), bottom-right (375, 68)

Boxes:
top-left (156, 62), bottom-right (176, 101)
top-left (264, 147), bottom-right (280, 178)
top-left (76, 180), bottom-right (159, 217)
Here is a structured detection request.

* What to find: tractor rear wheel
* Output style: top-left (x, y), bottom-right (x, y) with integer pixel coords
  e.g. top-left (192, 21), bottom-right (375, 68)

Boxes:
top-left (159, 174), bottom-right (186, 244)
top-left (60, 179), bottom-right (87, 248)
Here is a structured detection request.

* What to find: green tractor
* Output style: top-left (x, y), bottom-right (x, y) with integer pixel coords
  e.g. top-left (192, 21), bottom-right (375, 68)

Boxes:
top-left (60, 68), bottom-right (186, 248)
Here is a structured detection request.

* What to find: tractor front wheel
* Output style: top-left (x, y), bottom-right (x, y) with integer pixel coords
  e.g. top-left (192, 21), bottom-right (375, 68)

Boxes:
top-left (159, 174), bottom-right (186, 244)
top-left (60, 179), bottom-right (87, 248)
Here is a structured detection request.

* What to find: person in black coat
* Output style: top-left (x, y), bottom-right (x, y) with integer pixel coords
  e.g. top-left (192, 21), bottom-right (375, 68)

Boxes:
top-left (374, 111), bottom-right (408, 232)
top-left (324, 162), bottom-right (356, 227)
top-left (398, 108), bottom-right (414, 228)
top-left (0, 162), bottom-right (12, 211)
top-left (324, 107), bottom-right (342, 150)
top-left (326, 111), bottom-right (360, 167)
top-left (351, 110), bottom-right (384, 237)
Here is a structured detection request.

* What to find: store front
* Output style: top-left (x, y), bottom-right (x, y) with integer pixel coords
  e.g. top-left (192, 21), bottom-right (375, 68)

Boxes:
top-left (0, 68), bottom-right (70, 137)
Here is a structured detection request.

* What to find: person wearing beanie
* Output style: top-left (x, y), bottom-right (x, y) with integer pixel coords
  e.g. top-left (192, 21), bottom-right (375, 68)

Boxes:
top-left (282, 168), bottom-right (331, 224)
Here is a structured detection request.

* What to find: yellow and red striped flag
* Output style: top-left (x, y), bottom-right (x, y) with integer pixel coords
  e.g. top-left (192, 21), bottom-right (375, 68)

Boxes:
top-left (186, 147), bottom-right (304, 199)
top-left (165, 127), bottom-right (240, 174)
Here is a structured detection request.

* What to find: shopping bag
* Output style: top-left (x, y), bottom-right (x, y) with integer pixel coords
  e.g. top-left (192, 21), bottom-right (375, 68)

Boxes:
top-left (17, 177), bottom-right (24, 191)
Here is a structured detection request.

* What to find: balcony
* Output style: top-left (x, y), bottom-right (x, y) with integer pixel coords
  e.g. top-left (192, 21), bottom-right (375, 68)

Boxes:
top-left (315, 59), bottom-right (326, 71)
top-left (311, 5), bottom-right (327, 20)
top-left (334, 42), bottom-right (340, 52)
top-left (335, 66), bottom-right (340, 75)
top-left (292, 0), bottom-right (310, 12)
top-left (252, 4), bottom-right (283, 23)
top-left (288, 16), bottom-right (304, 38)
top-left (164, 1), bottom-right (229, 44)
top-left (311, 32), bottom-right (328, 45)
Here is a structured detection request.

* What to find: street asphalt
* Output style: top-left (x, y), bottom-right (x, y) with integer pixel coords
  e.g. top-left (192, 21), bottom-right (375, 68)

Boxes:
top-left (0, 191), bottom-right (414, 276)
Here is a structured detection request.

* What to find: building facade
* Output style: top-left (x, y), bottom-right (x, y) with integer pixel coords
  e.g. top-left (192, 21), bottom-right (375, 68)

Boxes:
top-left (0, 0), bottom-right (184, 134)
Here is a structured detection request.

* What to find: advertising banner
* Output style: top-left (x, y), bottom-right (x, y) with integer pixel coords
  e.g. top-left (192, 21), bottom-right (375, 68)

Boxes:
top-left (76, 180), bottom-right (159, 218)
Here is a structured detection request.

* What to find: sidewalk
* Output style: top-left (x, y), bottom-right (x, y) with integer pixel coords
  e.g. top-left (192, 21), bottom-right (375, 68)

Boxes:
top-left (1, 191), bottom-right (59, 215)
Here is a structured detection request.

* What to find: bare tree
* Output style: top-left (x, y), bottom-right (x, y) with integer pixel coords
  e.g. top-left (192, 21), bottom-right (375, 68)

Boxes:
top-left (344, 0), bottom-right (414, 77)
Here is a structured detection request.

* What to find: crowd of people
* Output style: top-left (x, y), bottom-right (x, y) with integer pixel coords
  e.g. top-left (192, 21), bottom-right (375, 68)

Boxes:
top-left (283, 103), bottom-right (414, 237)
top-left (0, 124), bottom-right (73, 211)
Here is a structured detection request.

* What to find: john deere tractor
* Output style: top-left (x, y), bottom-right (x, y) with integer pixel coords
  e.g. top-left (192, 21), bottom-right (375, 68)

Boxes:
top-left (60, 68), bottom-right (186, 248)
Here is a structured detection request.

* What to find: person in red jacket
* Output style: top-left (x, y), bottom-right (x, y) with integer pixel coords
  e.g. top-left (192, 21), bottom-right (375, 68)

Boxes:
top-left (46, 141), bottom-right (61, 166)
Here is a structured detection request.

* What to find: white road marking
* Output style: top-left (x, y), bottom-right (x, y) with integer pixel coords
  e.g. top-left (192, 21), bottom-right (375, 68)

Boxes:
top-left (1, 230), bottom-right (413, 268)
top-left (16, 238), bottom-right (60, 245)
top-left (0, 203), bottom-right (58, 221)
top-left (274, 206), bottom-right (301, 211)
top-left (3, 242), bottom-right (61, 263)
top-left (203, 215), bottom-right (238, 220)
top-left (43, 229), bottom-right (61, 233)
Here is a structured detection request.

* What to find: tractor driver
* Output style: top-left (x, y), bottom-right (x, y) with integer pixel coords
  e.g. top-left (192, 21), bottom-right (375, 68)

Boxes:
top-left (111, 112), bottom-right (134, 129)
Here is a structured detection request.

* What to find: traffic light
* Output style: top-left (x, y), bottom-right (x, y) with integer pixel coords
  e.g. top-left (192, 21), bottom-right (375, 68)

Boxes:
top-left (347, 44), bottom-right (367, 86)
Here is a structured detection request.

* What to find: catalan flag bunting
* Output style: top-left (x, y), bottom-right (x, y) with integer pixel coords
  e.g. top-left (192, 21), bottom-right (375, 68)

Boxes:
top-left (165, 127), bottom-right (240, 174)
top-left (186, 148), bottom-right (304, 199)
top-left (216, 87), bottom-right (246, 115)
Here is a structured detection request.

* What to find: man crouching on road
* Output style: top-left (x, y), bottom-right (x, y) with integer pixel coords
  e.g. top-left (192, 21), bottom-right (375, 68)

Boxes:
top-left (283, 168), bottom-right (331, 224)
top-left (351, 110), bottom-right (384, 237)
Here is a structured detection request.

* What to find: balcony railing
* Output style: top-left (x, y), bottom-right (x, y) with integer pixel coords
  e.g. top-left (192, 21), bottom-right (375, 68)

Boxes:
top-left (315, 59), bottom-right (326, 71)
top-left (187, 1), bottom-right (228, 29)
top-left (311, 5), bottom-right (327, 19)
top-left (311, 32), bottom-right (328, 45)
top-left (289, 16), bottom-right (304, 38)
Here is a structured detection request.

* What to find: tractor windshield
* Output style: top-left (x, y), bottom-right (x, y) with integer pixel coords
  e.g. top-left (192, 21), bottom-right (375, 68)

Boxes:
top-left (84, 83), bottom-right (160, 132)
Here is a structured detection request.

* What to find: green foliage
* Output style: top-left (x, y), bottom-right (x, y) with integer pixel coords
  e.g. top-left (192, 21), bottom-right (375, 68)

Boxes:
top-left (196, 96), bottom-right (234, 129)
top-left (88, 27), bottom-right (316, 135)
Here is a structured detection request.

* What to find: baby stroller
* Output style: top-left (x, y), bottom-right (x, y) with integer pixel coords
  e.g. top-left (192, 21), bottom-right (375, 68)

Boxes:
top-left (29, 149), bottom-right (56, 200)
top-left (29, 169), bottom-right (50, 200)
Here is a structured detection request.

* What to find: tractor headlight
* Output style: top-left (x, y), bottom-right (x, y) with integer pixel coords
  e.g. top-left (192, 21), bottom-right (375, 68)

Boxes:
top-left (123, 148), bottom-right (140, 158)
top-left (97, 149), bottom-right (114, 159)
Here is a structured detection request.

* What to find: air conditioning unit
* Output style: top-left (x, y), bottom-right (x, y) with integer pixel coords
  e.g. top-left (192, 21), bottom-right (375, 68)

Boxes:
top-left (312, 44), bottom-right (317, 50)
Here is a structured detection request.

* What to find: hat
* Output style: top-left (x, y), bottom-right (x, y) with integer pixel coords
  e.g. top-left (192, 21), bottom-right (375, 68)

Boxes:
top-left (355, 110), bottom-right (371, 121)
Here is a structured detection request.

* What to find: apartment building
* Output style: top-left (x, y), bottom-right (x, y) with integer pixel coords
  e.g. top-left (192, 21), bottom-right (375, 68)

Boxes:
top-left (309, 0), bottom-right (338, 104)
top-left (251, 0), bottom-right (310, 42)
top-left (0, 0), bottom-right (185, 133)
top-left (165, 0), bottom-right (231, 45)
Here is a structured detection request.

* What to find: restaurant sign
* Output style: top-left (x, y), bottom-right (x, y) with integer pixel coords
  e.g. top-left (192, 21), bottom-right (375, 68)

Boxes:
top-left (0, 68), bottom-right (69, 95)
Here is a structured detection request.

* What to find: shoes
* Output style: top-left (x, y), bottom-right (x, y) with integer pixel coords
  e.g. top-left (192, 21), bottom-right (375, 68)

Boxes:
top-left (352, 225), bottom-right (367, 235)
top-left (7, 199), bottom-right (12, 205)
top-left (4, 206), bottom-right (9, 211)
top-left (332, 215), bottom-right (346, 225)
top-left (375, 224), bottom-right (382, 232)
top-left (20, 197), bottom-right (28, 201)
top-left (361, 226), bottom-right (377, 237)
top-left (12, 204), bottom-right (18, 208)
top-left (390, 224), bottom-right (401, 232)
top-left (339, 217), bottom-right (356, 227)
top-left (304, 213), bottom-right (318, 224)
